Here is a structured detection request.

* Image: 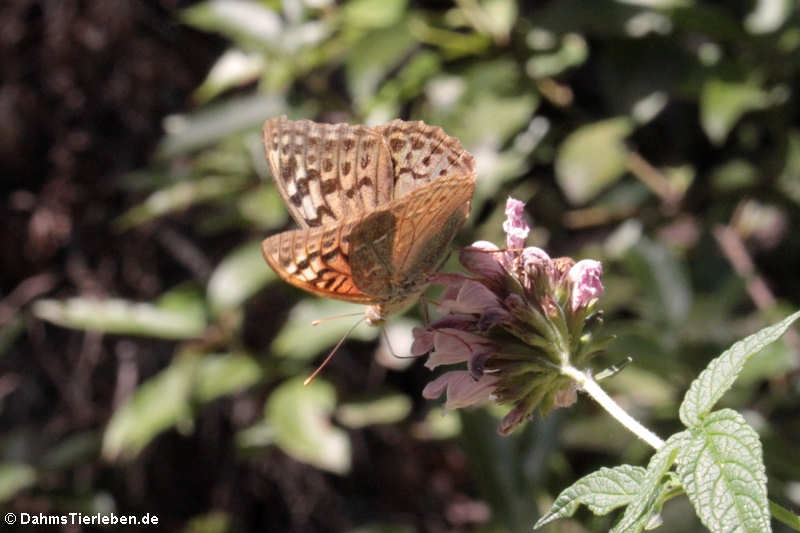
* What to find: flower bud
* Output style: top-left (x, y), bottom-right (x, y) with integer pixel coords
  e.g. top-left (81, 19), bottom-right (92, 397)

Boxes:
top-left (567, 260), bottom-right (604, 312)
top-left (502, 197), bottom-right (530, 250)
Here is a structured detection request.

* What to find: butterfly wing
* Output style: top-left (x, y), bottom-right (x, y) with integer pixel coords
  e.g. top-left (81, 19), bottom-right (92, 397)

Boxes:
top-left (263, 116), bottom-right (394, 228)
top-left (347, 172), bottom-right (476, 299)
top-left (373, 120), bottom-right (475, 199)
top-left (261, 221), bottom-right (374, 304)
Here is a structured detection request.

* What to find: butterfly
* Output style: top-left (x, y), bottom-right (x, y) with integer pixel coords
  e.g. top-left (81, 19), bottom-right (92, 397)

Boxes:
top-left (260, 116), bottom-right (476, 328)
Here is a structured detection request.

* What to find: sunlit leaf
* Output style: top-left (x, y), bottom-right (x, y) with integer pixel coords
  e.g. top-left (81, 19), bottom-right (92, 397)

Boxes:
top-left (336, 393), bottom-right (412, 428)
top-left (271, 299), bottom-right (378, 360)
top-left (679, 310), bottom-right (800, 427)
top-left (102, 355), bottom-right (196, 461)
top-left (193, 48), bottom-right (265, 104)
top-left (266, 377), bottom-right (351, 474)
top-left (194, 352), bottom-right (263, 403)
top-left (535, 465), bottom-right (647, 528)
top-left (555, 117), bottom-right (634, 205)
top-left (700, 79), bottom-right (769, 145)
top-left (237, 184), bottom-right (288, 229)
top-left (677, 409), bottom-right (770, 533)
top-left (0, 463), bottom-right (36, 503)
top-left (207, 240), bottom-right (276, 316)
top-left (343, 0), bottom-right (407, 28)
top-left (33, 289), bottom-right (206, 340)
top-left (182, 0), bottom-right (282, 45)
top-left (158, 93), bottom-right (286, 157)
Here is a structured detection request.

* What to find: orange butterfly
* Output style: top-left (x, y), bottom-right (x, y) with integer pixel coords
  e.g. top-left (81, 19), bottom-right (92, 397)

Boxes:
top-left (261, 117), bottom-right (476, 327)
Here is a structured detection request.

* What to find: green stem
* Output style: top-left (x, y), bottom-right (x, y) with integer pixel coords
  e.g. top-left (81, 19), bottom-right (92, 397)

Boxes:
top-left (560, 364), bottom-right (664, 449)
top-left (561, 364), bottom-right (800, 530)
top-left (770, 500), bottom-right (800, 531)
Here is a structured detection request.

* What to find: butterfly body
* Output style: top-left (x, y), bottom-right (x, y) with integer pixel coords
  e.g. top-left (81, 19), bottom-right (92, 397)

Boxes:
top-left (261, 117), bottom-right (476, 325)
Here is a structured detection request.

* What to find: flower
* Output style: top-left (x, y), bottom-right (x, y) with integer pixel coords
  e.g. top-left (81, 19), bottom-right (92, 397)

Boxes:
top-left (416, 197), bottom-right (611, 435)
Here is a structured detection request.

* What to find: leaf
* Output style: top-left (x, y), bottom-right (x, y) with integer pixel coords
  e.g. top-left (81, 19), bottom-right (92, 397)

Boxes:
top-left (266, 377), bottom-right (351, 474)
top-left (207, 240), bottom-right (276, 316)
top-left (343, 0), bottom-right (407, 28)
top-left (555, 117), bottom-right (635, 205)
top-left (237, 184), bottom-right (289, 229)
top-left (609, 433), bottom-right (688, 533)
top-left (33, 290), bottom-right (207, 340)
top-left (534, 465), bottom-right (647, 528)
top-left (0, 463), bottom-right (36, 503)
top-left (115, 175), bottom-right (247, 229)
top-left (679, 310), bottom-right (800, 427)
top-left (271, 299), bottom-right (378, 360)
top-left (336, 393), bottom-right (412, 429)
top-left (700, 79), bottom-right (769, 146)
top-left (193, 352), bottom-right (263, 403)
top-left (676, 409), bottom-right (770, 533)
top-left (157, 93), bottom-right (286, 157)
top-left (102, 355), bottom-right (197, 461)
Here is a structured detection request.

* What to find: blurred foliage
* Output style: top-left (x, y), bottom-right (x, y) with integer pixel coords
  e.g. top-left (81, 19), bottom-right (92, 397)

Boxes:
top-left (6, 0), bottom-right (800, 531)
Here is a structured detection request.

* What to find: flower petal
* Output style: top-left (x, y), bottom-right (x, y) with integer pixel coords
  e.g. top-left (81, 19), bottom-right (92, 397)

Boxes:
top-left (502, 197), bottom-right (530, 250)
top-left (424, 328), bottom-right (494, 369)
top-left (411, 327), bottom-right (435, 356)
top-left (460, 242), bottom-right (506, 282)
top-left (567, 259), bottom-right (604, 312)
top-left (422, 371), bottom-right (499, 409)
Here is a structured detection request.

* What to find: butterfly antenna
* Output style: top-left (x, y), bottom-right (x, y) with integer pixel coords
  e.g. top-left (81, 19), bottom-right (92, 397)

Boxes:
top-left (380, 326), bottom-right (398, 358)
top-left (311, 312), bottom-right (363, 327)
top-left (304, 317), bottom-right (366, 386)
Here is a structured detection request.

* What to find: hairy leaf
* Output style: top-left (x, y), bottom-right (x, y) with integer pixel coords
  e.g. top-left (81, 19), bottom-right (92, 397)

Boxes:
top-left (677, 409), bottom-right (769, 533)
top-left (679, 310), bottom-right (800, 427)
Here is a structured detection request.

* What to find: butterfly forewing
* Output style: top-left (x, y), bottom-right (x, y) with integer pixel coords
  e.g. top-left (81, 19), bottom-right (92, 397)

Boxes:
top-left (263, 117), bottom-right (394, 227)
top-left (374, 120), bottom-right (475, 198)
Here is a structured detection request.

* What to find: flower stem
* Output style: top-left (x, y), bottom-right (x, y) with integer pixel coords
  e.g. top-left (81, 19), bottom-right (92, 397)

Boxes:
top-left (560, 364), bottom-right (665, 450)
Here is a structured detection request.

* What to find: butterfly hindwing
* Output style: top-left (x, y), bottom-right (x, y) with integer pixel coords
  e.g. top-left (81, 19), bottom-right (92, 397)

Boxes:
top-left (261, 222), bottom-right (373, 303)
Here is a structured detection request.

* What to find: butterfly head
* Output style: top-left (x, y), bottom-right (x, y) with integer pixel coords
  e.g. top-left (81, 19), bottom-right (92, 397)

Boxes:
top-left (364, 305), bottom-right (387, 327)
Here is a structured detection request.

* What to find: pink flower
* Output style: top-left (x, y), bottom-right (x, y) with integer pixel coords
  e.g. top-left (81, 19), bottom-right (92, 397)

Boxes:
top-left (502, 197), bottom-right (529, 250)
top-left (567, 260), bottom-right (604, 312)
top-left (460, 241), bottom-right (506, 285)
top-left (440, 280), bottom-right (503, 315)
top-left (424, 328), bottom-right (495, 370)
top-left (422, 371), bottom-right (499, 409)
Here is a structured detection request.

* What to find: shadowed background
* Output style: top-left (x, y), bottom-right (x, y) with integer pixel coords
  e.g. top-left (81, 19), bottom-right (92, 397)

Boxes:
top-left (1, 0), bottom-right (800, 531)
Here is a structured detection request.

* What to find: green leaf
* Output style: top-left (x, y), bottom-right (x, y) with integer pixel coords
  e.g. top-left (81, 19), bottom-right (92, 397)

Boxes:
top-left (266, 377), bottom-right (351, 474)
top-left (343, 0), bottom-right (407, 28)
top-left (271, 299), bottom-right (377, 360)
top-left (116, 175), bottom-right (247, 229)
top-left (182, 511), bottom-right (232, 533)
top-left (40, 431), bottom-right (101, 470)
top-left (336, 393), bottom-right (412, 429)
top-left (676, 409), bottom-right (770, 533)
top-left (700, 79), bottom-right (769, 146)
top-left (156, 93), bottom-right (286, 157)
top-left (679, 310), bottom-right (800, 427)
top-left (0, 463), bottom-right (36, 503)
top-left (32, 290), bottom-right (207, 340)
top-left (102, 355), bottom-right (197, 461)
top-left (237, 184), bottom-right (289, 229)
top-left (193, 352), bottom-right (263, 403)
top-left (609, 433), bottom-right (688, 533)
top-left (555, 117), bottom-right (634, 205)
top-left (534, 465), bottom-right (647, 528)
top-left (207, 240), bottom-right (276, 316)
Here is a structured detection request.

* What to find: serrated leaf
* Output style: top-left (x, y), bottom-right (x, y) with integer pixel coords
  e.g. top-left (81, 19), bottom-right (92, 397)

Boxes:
top-left (610, 433), bottom-right (688, 533)
top-left (207, 240), bottom-right (276, 316)
top-left (679, 310), bottom-right (800, 427)
top-left (676, 409), bottom-right (770, 533)
top-left (266, 377), bottom-right (351, 474)
top-left (534, 465), bottom-right (647, 528)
